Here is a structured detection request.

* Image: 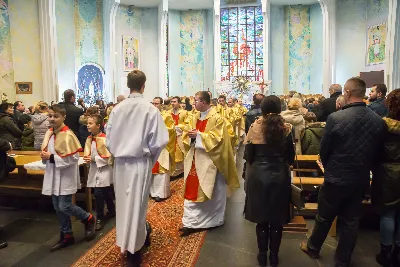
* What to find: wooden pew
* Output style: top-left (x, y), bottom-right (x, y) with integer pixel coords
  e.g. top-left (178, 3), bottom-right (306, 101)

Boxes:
top-left (2, 151), bottom-right (92, 213)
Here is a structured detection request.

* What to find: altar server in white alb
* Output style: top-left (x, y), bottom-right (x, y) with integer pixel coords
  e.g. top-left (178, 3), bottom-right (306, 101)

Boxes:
top-left (106, 70), bottom-right (168, 267)
top-left (40, 104), bottom-right (96, 252)
top-left (150, 97), bottom-right (177, 202)
top-left (84, 114), bottom-right (115, 231)
top-left (180, 91), bottom-right (240, 237)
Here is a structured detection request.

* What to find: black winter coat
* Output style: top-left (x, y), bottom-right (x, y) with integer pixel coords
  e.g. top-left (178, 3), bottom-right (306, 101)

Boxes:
top-left (317, 92), bottom-right (341, 122)
top-left (245, 105), bottom-right (262, 134)
top-left (372, 118), bottom-right (400, 209)
top-left (0, 138), bottom-right (11, 181)
top-left (368, 97), bottom-right (388, 117)
top-left (60, 102), bottom-right (84, 138)
top-left (321, 102), bottom-right (385, 186)
top-left (244, 132), bottom-right (295, 225)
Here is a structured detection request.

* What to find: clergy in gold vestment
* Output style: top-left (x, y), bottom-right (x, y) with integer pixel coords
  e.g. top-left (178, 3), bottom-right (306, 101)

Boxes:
top-left (179, 91), bottom-right (240, 237)
top-left (170, 96), bottom-right (188, 177)
top-left (150, 97), bottom-right (177, 201)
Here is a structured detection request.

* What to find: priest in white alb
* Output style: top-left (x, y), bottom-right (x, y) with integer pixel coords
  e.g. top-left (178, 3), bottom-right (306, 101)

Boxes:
top-left (180, 91), bottom-right (240, 237)
top-left (106, 70), bottom-right (168, 267)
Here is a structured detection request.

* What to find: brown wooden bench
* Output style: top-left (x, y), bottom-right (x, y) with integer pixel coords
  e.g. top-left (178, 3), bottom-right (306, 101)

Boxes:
top-left (2, 152), bottom-right (92, 214)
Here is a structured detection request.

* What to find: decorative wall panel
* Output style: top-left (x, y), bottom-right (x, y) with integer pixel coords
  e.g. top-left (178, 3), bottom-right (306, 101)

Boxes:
top-left (0, 0), bottom-right (14, 97)
top-left (74, 0), bottom-right (103, 69)
top-left (180, 10), bottom-right (204, 95)
top-left (284, 5), bottom-right (311, 93)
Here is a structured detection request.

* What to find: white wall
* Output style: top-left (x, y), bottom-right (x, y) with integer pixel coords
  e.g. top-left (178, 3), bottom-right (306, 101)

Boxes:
top-left (310, 3), bottom-right (323, 94)
top-left (270, 5), bottom-right (285, 95)
top-left (56, 0), bottom-right (76, 101)
top-left (8, 0), bottom-right (43, 106)
top-left (115, 6), bottom-right (159, 102)
top-left (335, 0), bottom-right (389, 87)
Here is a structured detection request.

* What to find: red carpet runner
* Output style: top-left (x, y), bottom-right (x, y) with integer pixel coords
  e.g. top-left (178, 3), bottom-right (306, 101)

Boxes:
top-left (72, 179), bottom-right (206, 267)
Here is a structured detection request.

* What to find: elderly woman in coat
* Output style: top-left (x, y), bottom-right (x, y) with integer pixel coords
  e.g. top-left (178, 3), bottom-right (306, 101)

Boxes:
top-left (372, 89), bottom-right (400, 267)
top-left (281, 97), bottom-right (305, 155)
top-left (244, 95), bottom-right (295, 267)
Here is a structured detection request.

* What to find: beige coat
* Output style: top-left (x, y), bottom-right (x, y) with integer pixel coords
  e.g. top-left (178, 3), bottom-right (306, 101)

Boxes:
top-left (281, 109), bottom-right (305, 155)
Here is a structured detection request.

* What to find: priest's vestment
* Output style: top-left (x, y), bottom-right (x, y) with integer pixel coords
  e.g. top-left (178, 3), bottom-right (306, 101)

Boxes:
top-left (171, 108), bottom-right (188, 176)
top-left (151, 110), bottom-right (176, 198)
top-left (106, 93), bottom-right (168, 254)
top-left (182, 108), bottom-right (239, 229)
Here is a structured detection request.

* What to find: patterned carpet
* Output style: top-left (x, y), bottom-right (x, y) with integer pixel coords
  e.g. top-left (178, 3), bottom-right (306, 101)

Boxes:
top-left (72, 179), bottom-right (206, 267)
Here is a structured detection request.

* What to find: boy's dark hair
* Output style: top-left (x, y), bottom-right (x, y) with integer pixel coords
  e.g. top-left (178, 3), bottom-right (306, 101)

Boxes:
top-left (90, 114), bottom-right (103, 126)
top-left (49, 104), bottom-right (67, 116)
top-left (63, 89), bottom-right (75, 103)
top-left (127, 70), bottom-right (146, 92)
top-left (171, 96), bottom-right (181, 103)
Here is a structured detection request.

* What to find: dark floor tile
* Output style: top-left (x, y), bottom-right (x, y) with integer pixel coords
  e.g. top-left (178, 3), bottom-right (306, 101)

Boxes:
top-left (0, 242), bottom-right (40, 267)
top-left (3, 218), bottom-right (59, 244)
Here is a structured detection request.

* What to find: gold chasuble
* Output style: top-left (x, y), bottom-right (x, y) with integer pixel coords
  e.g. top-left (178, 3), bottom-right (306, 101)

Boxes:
top-left (84, 132), bottom-right (111, 159)
top-left (182, 108), bottom-right (239, 202)
top-left (41, 125), bottom-right (82, 157)
top-left (152, 110), bottom-right (177, 174)
top-left (171, 108), bottom-right (188, 163)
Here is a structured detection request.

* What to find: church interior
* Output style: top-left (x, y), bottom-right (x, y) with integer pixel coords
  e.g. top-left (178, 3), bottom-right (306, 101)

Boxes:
top-left (0, 0), bottom-right (398, 266)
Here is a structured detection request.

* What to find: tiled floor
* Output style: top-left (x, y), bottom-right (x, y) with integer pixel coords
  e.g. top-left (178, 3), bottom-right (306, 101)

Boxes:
top-left (0, 146), bottom-right (381, 267)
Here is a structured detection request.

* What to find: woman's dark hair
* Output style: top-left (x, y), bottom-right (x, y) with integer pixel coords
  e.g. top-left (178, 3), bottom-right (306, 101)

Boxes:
top-left (261, 96), bottom-right (286, 145)
top-left (385, 89), bottom-right (400, 120)
top-left (0, 103), bottom-right (12, 113)
top-left (185, 98), bottom-right (192, 111)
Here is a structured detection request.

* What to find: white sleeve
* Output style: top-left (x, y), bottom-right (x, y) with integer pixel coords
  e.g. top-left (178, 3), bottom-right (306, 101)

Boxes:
top-left (54, 153), bottom-right (80, 169)
top-left (94, 155), bottom-right (109, 168)
top-left (105, 110), bottom-right (114, 153)
top-left (148, 110), bottom-right (169, 163)
top-left (195, 132), bottom-right (204, 150)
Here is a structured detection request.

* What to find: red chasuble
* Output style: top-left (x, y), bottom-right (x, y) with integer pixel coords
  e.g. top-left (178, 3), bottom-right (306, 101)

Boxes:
top-left (171, 113), bottom-right (179, 126)
top-left (184, 119), bottom-right (209, 201)
top-left (152, 161), bottom-right (160, 174)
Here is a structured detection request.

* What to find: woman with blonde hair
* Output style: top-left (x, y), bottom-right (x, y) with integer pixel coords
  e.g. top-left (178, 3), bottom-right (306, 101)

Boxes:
top-left (281, 97), bottom-right (305, 154)
top-left (32, 101), bottom-right (50, 150)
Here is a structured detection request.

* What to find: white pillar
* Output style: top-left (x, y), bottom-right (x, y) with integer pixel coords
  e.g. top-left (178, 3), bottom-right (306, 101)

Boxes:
top-left (158, 0), bottom-right (168, 98)
top-left (214, 0), bottom-right (221, 89)
top-left (103, 0), bottom-right (120, 102)
top-left (38, 0), bottom-right (59, 103)
top-left (319, 0), bottom-right (336, 96)
top-left (262, 0), bottom-right (270, 92)
top-left (385, 0), bottom-right (398, 91)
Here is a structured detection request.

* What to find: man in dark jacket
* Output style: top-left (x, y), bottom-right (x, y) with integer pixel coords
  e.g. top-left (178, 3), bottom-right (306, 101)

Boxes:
top-left (368, 84), bottom-right (388, 117)
top-left (317, 84), bottom-right (342, 122)
top-left (59, 89), bottom-right (83, 138)
top-left (13, 101), bottom-right (25, 130)
top-left (301, 77), bottom-right (385, 267)
top-left (245, 93), bottom-right (265, 134)
top-left (0, 137), bottom-right (12, 249)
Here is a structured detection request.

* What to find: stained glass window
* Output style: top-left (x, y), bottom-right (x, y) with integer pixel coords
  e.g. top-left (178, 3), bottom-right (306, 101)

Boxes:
top-left (220, 6), bottom-right (263, 82)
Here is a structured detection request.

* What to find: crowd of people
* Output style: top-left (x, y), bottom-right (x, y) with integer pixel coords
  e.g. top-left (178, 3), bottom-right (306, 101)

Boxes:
top-left (0, 71), bottom-right (399, 267)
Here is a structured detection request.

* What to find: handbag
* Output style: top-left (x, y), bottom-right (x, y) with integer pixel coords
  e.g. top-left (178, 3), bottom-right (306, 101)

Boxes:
top-left (290, 132), bottom-right (306, 210)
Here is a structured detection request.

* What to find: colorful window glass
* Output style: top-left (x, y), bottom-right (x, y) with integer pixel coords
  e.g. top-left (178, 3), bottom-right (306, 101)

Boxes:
top-left (220, 6), bottom-right (264, 81)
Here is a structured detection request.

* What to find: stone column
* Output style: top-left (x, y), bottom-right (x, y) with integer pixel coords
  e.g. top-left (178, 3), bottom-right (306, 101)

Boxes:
top-left (319, 0), bottom-right (336, 96)
top-left (214, 0), bottom-right (221, 85)
top-left (38, 0), bottom-right (59, 103)
top-left (262, 0), bottom-right (270, 87)
top-left (385, 0), bottom-right (398, 91)
top-left (158, 0), bottom-right (168, 98)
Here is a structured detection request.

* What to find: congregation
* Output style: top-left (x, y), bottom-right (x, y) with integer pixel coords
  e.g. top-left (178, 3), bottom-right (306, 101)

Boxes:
top-left (0, 70), bottom-right (399, 267)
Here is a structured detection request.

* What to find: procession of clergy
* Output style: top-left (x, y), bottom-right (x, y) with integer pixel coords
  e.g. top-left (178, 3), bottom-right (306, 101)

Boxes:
top-left (37, 69), bottom-right (249, 266)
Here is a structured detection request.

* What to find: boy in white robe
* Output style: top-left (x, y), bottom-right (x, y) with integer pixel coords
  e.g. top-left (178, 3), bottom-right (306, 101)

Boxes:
top-left (106, 70), bottom-right (168, 267)
top-left (40, 104), bottom-right (96, 252)
top-left (84, 115), bottom-right (115, 231)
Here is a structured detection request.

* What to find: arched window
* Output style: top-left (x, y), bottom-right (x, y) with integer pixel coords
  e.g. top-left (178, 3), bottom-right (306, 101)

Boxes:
top-left (220, 6), bottom-right (263, 82)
